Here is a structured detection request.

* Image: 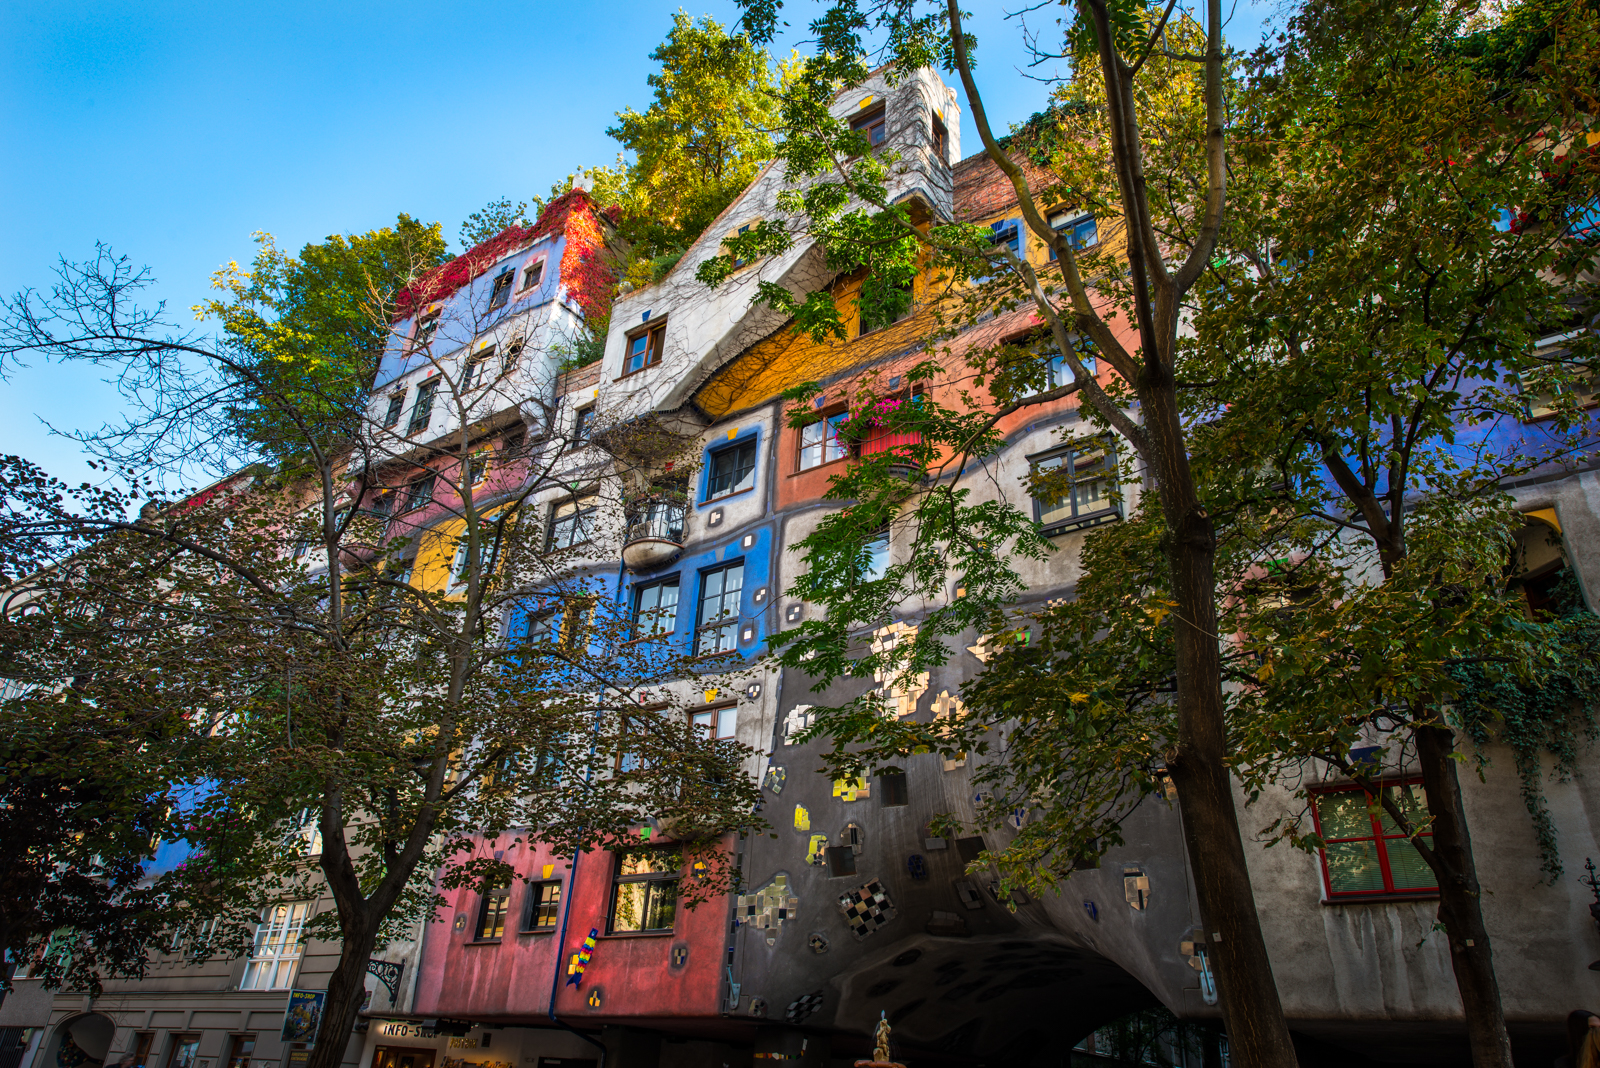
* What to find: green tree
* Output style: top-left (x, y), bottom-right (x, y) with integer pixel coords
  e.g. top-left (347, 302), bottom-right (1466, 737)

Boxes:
top-left (0, 227), bottom-right (760, 1068)
top-left (459, 197), bottom-right (531, 251)
top-left (705, 1), bottom-right (1302, 1062)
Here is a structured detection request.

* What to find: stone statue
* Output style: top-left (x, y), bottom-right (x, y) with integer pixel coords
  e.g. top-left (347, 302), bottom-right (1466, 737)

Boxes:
top-left (873, 1012), bottom-right (892, 1064)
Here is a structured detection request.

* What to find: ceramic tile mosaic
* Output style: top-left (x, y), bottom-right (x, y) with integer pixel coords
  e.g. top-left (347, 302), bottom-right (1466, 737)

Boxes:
top-left (786, 991), bottom-right (825, 1024)
top-left (871, 622), bottom-right (929, 718)
top-left (783, 705), bottom-right (816, 744)
top-left (737, 872), bottom-right (799, 930)
top-left (837, 879), bottom-right (897, 939)
top-left (832, 777), bottom-right (870, 802)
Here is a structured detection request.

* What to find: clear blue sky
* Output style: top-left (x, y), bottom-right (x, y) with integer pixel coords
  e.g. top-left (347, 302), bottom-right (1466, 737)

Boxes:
top-left (0, 0), bottom-right (1276, 487)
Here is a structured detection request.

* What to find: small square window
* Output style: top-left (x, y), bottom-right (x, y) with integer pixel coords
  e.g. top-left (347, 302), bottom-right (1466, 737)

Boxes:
top-left (798, 411), bottom-right (850, 470)
top-left (524, 881), bottom-right (562, 930)
top-left (463, 347), bottom-right (494, 390)
top-left (705, 439), bottom-right (757, 500)
top-left (851, 105), bottom-right (887, 149)
top-left (991, 221), bottom-right (1022, 258)
top-left (1312, 782), bottom-right (1438, 899)
top-left (402, 474), bottom-right (436, 513)
top-left (633, 577), bottom-right (681, 638)
top-left (862, 529), bottom-right (890, 582)
top-left (878, 768), bottom-right (908, 807)
top-left (547, 496), bottom-right (597, 552)
top-left (411, 313), bottom-right (440, 350)
top-left (488, 270), bottom-right (514, 311)
top-left (826, 845), bottom-right (857, 877)
top-left (1049, 212), bottom-right (1099, 258)
top-left (623, 323), bottom-right (666, 377)
top-left (574, 405), bottom-right (595, 442)
top-left (520, 260), bottom-right (545, 291)
top-left (858, 278), bottom-right (913, 336)
top-left (382, 393), bottom-right (405, 429)
top-left (609, 850), bottom-right (678, 934)
top-left (468, 450), bottom-right (490, 486)
top-left (1030, 437), bottom-right (1118, 536)
top-left (691, 702), bottom-right (736, 740)
top-left (932, 116), bottom-right (948, 164)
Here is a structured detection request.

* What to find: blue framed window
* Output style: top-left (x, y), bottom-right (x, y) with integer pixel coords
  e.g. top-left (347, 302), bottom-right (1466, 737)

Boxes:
top-left (705, 439), bottom-right (757, 500)
top-left (1049, 212), bottom-right (1098, 258)
top-left (632, 577), bottom-right (681, 637)
top-left (991, 220), bottom-right (1021, 257)
top-left (1030, 436), bottom-right (1119, 536)
top-left (694, 560), bottom-right (745, 655)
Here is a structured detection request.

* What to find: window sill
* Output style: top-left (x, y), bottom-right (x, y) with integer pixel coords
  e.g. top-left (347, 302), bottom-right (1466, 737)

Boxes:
top-left (464, 938), bottom-right (504, 946)
top-left (616, 362), bottom-right (662, 382)
top-left (701, 486), bottom-right (756, 507)
top-left (1322, 891), bottom-right (1439, 905)
top-left (790, 456), bottom-right (851, 478)
top-left (1040, 509), bottom-right (1121, 537)
top-left (520, 927), bottom-right (558, 936)
top-left (600, 929), bottom-right (676, 939)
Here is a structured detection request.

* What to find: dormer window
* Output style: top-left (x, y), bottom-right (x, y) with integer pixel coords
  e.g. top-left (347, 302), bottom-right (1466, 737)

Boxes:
top-left (520, 260), bottom-right (544, 292)
top-left (488, 270), bottom-right (514, 311)
top-left (622, 321), bottom-right (666, 377)
top-left (411, 312), bottom-right (440, 351)
top-left (852, 104), bottom-right (887, 149)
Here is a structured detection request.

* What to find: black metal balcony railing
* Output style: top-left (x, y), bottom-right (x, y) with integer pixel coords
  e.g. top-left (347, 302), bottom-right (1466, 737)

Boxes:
top-left (627, 499), bottom-right (686, 544)
top-left (623, 497), bottom-right (687, 571)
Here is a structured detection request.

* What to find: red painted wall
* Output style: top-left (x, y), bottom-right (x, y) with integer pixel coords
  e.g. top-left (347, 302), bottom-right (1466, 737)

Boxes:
top-left (414, 833), bottom-right (732, 1024)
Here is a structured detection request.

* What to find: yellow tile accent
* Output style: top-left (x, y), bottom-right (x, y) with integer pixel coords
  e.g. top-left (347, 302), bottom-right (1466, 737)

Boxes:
top-left (541, 864), bottom-right (554, 879)
top-left (704, 688), bottom-right (719, 703)
top-left (794, 804), bottom-right (810, 831)
top-left (807, 834), bottom-right (829, 865)
top-left (832, 777), bottom-right (871, 802)
top-left (859, 96), bottom-right (874, 109)
top-left (727, 428), bottom-right (739, 440)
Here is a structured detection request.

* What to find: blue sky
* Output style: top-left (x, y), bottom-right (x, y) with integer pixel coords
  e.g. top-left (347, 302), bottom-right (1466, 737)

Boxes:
top-left (0, 0), bottom-right (1276, 487)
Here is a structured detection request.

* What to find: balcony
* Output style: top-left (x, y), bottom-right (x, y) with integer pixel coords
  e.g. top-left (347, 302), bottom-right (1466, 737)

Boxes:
top-left (623, 496), bottom-right (687, 571)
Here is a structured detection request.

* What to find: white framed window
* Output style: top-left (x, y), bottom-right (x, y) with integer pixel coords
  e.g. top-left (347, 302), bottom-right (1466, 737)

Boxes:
top-left (240, 901), bottom-right (310, 990)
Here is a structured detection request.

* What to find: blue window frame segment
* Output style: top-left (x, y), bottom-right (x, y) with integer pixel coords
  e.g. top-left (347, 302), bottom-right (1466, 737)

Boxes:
top-left (700, 427), bottom-right (761, 503)
top-left (695, 559), bottom-right (745, 655)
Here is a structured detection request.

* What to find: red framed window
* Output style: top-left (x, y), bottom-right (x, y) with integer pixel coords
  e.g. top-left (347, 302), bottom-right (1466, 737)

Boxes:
top-left (1310, 780), bottom-right (1438, 900)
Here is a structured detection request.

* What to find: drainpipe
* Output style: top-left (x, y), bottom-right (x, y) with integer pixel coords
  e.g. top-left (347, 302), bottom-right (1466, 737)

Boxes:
top-left (545, 844), bottom-right (606, 1068)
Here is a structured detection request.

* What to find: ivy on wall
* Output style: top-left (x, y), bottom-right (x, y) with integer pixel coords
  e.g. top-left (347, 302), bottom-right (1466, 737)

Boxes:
top-left (1454, 571), bottom-right (1600, 881)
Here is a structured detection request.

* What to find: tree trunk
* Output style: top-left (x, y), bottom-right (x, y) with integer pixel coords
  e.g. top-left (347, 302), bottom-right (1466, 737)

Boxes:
top-left (1147, 383), bottom-right (1300, 1068)
top-left (1414, 719), bottom-right (1515, 1068)
top-left (306, 913), bottom-right (380, 1068)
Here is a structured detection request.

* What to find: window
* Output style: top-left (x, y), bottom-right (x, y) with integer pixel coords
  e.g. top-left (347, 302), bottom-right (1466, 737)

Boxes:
top-left (691, 702), bottom-right (736, 740)
top-left (730, 222), bottom-right (756, 269)
top-left (694, 560), bottom-right (744, 655)
top-left (411, 312), bottom-right (440, 350)
top-left (878, 768), bottom-right (908, 807)
top-left (1016, 337), bottom-right (1096, 398)
top-left (632, 577), bottom-right (680, 637)
top-left (827, 845), bottom-right (857, 877)
top-left (382, 393), bottom-right (406, 429)
top-left (167, 1038), bottom-right (200, 1068)
top-left (1520, 326), bottom-right (1597, 420)
top-left (862, 529), bottom-right (890, 582)
top-left (536, 599), bottom-right (594, 651)
top-left (628, 496), bottom-right (685, 543)
top-left (463, 347), bottom-right (494, 390)
top-left (623, 323), bottom-right (666, 376)
top-left (705, 439), bottom-right (757, 500)
top-left (851, 105), bottom-right (887, 149)
top-left (468, 449), bottom-right (490, 486)
top-left (129, 1034), bottom-right (155, 1068)
top-left (407, 379), bottom-right (437, 435)
top-left (1030, 437), bottom-right (1119, 536)
top-left (1311, 782), bottom-right (1437, 900)
top-left (488, 270), bottom-right (514, 311)
top-left (858, 278), bottom-right (914, 336)
top-left (799, 411), bottom-right (850, 470)
top-left (1049, 211), bottom-right (1099, 257)
top-left (240, 901), bottom-right (309, 990)
top-left (225, 1036), bottom-right (255, 1068)
top-left (474, 877), bottom-right (511, 940)
top-left (609, 851), bottom-right (678, 934)
top-left (449, 530), bottom-right (498, 591)
top-left (520, 260), bottom-right (545, 291)
top-left (932, 116), bottom-right (948, 164)
top-left (547, 496), bottom-right (596, 551)
top-left (991, 220), bottom-right (1021, 258)
top-left (573, 405), bottom-right (595, 442)
top-left (402, 474), bottom-right (435, 513)
top-left (524, 881), bottom-right (562, 930)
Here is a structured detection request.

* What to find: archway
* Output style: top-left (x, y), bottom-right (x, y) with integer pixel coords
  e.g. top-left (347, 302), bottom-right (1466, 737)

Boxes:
top-left (41, 1014), bottom-right (115, 1068)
